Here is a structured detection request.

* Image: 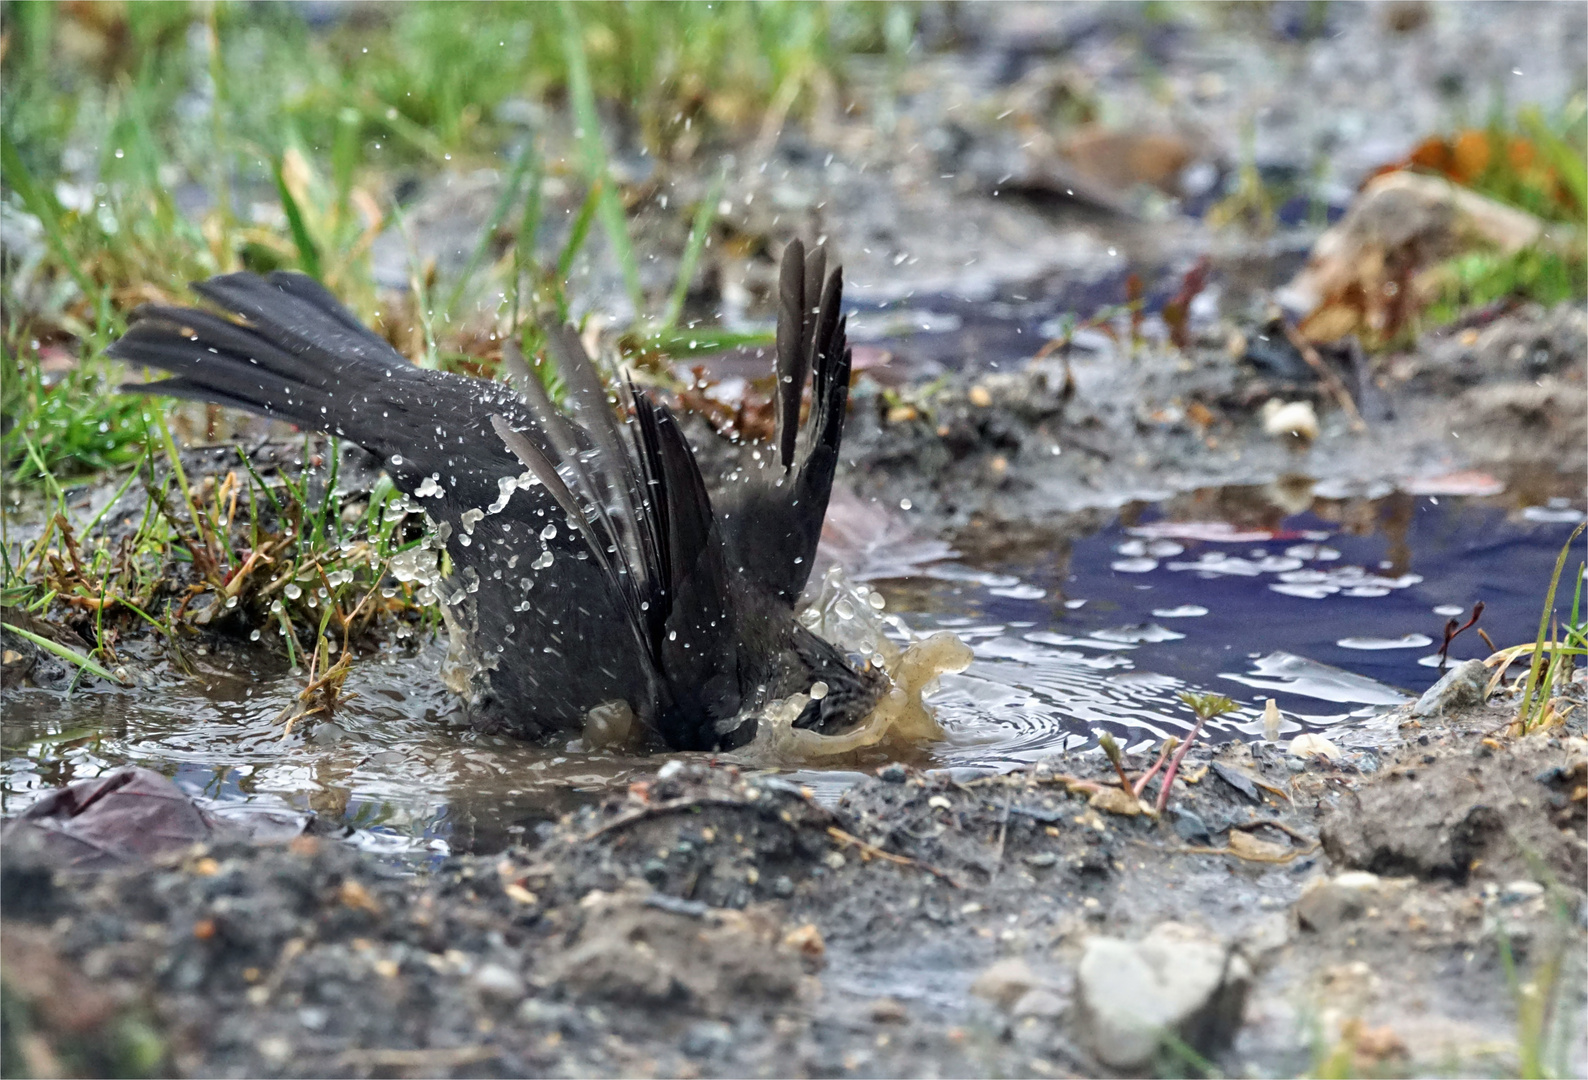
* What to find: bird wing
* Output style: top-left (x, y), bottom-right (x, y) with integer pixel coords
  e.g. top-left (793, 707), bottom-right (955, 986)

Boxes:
top-left (721, 241), bottom-right (854, 605)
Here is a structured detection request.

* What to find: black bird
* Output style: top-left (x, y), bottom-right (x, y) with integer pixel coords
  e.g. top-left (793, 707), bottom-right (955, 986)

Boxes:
top-left (107, 240), bottom-right (885, 750)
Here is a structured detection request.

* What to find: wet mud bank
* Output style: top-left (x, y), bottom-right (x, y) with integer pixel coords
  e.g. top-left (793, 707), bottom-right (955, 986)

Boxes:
top-left (828, 301), bottom-right (1586, 527)
top-left (5, 683), bottom-right (1584, 1078)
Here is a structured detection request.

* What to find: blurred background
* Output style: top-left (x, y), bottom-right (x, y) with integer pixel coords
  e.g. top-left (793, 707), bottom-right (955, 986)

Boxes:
top-left (4, 1), bottom-right (1584, 485)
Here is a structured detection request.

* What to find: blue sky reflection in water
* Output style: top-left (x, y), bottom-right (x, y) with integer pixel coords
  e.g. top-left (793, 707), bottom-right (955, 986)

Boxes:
top-left (2, 488), bottom-right (1582, 855)
top-left (911, 491), bottom-right (1587, 769)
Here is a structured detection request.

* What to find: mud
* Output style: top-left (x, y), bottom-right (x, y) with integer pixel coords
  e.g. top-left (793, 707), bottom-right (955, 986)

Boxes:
top-left (826, 301), bottom-right (1587, 528)
top-left (5, 678), bottom-right (1584, 1078)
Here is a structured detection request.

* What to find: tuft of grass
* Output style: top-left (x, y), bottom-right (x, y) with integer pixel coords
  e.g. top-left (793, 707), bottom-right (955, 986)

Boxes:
top-left (1424, 245), bottom-right (1588, 325)
top-left (2, 429), bottom-right (438, 679)
top-left (6, 2), bottom-right (896, 488)
top-left (1514, 522), bottom-right (1587, 732)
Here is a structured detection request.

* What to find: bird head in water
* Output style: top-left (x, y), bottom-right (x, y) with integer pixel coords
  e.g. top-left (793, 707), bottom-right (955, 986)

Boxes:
top-left (108, 240), bottom-right (885, 750)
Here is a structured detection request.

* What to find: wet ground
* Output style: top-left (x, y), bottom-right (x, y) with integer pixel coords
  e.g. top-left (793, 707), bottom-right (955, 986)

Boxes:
top-left (5, 3), bottom-right (1588, 1076)
top-left (4, 482), bottom-right (1584, 861)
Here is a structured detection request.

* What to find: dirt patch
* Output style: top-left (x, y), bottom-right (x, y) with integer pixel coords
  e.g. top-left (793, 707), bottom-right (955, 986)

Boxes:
top-left (829, 302), bottom-right (1586, 527)
top-left (5, 685), bottom-right (1583, 1078)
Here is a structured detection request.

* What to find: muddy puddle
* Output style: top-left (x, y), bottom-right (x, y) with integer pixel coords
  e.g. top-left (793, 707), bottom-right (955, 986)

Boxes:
top-left (5, 483), bottom-right (1580, 860)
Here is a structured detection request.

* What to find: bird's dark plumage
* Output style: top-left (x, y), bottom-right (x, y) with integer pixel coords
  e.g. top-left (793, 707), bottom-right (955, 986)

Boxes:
top-left (107, 241), bottom-right (882, 750)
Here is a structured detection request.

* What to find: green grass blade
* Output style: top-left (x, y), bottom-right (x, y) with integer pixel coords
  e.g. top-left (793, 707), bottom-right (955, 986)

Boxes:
top-left (560, 1), bottom-right (644, 316)
top-left (3, 623), bottom-right (124, 684)
top-left (272, 155), bottom-right (322, 279)
top-left (658, 165), bottom-right (727, 332)
top-left (511, 139), bottom-right (546, 330)
top-left (1519, 521), bottom-right (1587, 728)
top-left (557, 180), bottom-right (604, 286)
top-left (83, 460), bottom-right (147, 537)
top-left (444, 136), bottom-right (540, 318)
top-left (642, 326), bottom-right (776, 357)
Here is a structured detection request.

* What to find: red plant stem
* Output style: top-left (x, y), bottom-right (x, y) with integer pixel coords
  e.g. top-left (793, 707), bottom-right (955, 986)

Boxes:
top-left (1133, 738), bottom-right (1179, 798)
top-left (1155, 716), bottom-right (1211, 815)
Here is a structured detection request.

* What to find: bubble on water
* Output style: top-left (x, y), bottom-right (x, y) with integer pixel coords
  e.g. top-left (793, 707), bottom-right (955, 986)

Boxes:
top-left (989, 584), bottom-right (1046, 600)
top-left (1110, 557), bottom-right (1158, 573)
top-left (1337, 634), bottom-right (1433, 650)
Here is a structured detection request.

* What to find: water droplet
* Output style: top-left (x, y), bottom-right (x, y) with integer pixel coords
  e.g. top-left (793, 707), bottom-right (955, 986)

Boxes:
top-left (835, 599), bottom-right (855, 619)
top-left (540, 524), bottom-right (557, 541)
top-left (284, 583), bottom-right (302, 600)
top-left (810, 681), bottom-right (829, 700)
top-left (249, 629), bottom-right (261, 641)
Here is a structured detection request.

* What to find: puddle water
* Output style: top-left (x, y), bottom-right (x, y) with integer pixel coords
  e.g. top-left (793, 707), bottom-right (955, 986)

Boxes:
top-left (3, 485), bottom-right (1582, 858)
top-left (914, 488), bottom-right (1584, 770)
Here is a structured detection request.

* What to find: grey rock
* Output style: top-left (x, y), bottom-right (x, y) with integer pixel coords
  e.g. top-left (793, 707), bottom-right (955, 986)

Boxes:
top-left (515, 998), bottom-right (577, 1027)
top-left (1294, 871), bottom-right (1382, 931)
top-left (1412, 658), bottom-right (1488, 717)
top-left (971, 957), bottom-right (1040, 1009)
top-left (1074, 922), bottom-right (1252, 1071)
top-left (471, 962), bottom-right (526, 1004)
top-left (1500, 879), bottom-right (1545, 903)
top-left (1169, 808), bottom-right (1212, 845)
top-left (1211, 762), bottom-right (1261, 803)
top-left (1012, 987), bottom-right (1067, 1021)
top-left (681, 1020), bottom-right (734, 1058)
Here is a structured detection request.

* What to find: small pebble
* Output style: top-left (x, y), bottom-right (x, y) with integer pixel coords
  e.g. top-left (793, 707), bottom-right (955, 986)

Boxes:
top-left (870, 997), bottom-right (910, 1023)
top-left (471, 962), bottom-right (526, 1004)
top-left (1500, 880), bottom-right (1545, 904)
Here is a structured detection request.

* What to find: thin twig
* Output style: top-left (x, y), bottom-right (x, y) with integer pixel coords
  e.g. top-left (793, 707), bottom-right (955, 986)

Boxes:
top-left (826, 826), bottom-right (961, 887)
top-left (1279, 320), bottom-right (1366, 431)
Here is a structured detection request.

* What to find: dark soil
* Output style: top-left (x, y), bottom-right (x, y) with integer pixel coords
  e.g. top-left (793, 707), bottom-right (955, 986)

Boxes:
top-left (5, 687), bottom-right (1583, 1078)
